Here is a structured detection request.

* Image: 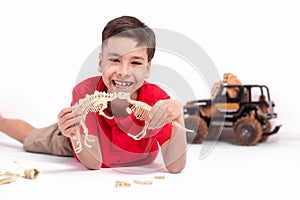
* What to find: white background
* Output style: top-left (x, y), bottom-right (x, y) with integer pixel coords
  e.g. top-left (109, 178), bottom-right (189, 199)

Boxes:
top-left (1, 0), bottom-right (299, 138)
top-left (1, 1), bottom-right (300, 199)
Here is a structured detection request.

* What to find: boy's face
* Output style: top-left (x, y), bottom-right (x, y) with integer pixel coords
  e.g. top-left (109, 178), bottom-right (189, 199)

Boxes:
top-left (98, 37), bottom-right (151, 96)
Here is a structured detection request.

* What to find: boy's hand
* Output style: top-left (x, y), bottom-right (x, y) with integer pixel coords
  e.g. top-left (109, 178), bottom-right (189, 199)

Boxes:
top-left (147, 99), bottom-right (183, 129)
top-left (57, 107), bottom-right (82, 138)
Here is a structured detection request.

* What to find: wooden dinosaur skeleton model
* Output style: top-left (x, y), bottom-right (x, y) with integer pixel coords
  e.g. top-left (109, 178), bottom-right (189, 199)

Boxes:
top-left (72, 91), bottom-right (193, 153)
top-left (117, 92), bottom-right (194, 140)
top-left (72, 91), bottom-right (118, 153)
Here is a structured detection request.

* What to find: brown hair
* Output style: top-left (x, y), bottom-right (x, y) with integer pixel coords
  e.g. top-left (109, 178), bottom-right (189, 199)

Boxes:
top-left (102, 16), bottom-right (156, 61)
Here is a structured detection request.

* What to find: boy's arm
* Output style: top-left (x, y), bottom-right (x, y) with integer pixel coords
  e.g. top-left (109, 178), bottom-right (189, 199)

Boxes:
top-left (161, 113), bottom-right (187, 173)
top-left (150, 100), bottom-right (187, 173)
top-left (69, 134), bottom-right (102, 170)
top-left (57, 107), bottom-right (103, 170)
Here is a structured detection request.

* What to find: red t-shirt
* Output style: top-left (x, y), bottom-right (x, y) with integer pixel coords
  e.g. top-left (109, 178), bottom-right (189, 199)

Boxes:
top-left (71, 76), bottom-right (172, 168)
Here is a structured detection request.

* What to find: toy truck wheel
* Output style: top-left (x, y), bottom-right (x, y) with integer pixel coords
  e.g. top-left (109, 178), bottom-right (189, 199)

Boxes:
top-left (184, 116), bottom-right (208, 144)
top-left (232, 116), bottom-right (263, 145)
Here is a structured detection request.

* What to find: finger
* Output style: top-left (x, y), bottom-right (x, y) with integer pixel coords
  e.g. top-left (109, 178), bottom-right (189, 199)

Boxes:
top-left (59, 108), bottom-right (81, 126)
top-left (62, 125), bottom-right (77, 137)
top-left (58, 108), bottom-right (71, 126)
top-left (60, 116), bottom-right (81, 137)
top-left (58, 107), bottom-right (73, 118)
top-left (165, 106), bottom-right (181, 123)
top-left (150, 102), bottom-right (168, 127)
top-left (61, 115), bottom-right (81, 131)
top-left (148, 105), bottom-right (167, 129)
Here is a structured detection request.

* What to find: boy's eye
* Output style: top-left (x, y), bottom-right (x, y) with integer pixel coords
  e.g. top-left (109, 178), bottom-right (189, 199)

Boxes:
top-left (131, 61), bottom-right (142, 65)
top-left (109, 58), bottom-right (120, 63)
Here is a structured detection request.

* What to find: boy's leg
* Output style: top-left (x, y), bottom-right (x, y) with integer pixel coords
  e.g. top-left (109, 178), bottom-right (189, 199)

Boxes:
top-left (23, 123), bottom-right (74, 156)
top-left (1, 113), bottom-right (73, 156)
top-left (0, 113), bottom-right (35, 143)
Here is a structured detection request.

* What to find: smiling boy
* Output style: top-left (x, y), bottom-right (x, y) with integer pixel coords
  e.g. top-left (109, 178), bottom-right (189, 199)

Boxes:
top-left (0, 16), bottom-right (187, 173)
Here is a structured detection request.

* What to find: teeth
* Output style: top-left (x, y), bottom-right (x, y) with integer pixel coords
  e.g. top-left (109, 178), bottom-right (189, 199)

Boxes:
top-left (114, 80), bottom-right (132, 87)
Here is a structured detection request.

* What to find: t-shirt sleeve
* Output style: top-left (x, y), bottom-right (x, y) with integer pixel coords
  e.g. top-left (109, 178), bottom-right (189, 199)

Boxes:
top-left (71, 76), bottom-right (100, 106)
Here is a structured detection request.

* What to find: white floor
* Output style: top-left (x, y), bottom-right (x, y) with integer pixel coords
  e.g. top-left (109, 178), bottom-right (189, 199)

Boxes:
top-left (1, 130), bottom-right (299, 200)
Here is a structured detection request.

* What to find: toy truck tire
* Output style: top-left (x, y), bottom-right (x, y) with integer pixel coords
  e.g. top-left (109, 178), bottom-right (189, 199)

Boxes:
top-left (184, 115), bottom-right (208, 144)
top-left (232, 116), bottom-right (263, 145)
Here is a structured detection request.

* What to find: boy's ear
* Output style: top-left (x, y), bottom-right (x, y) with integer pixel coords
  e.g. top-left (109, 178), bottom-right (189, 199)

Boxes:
top-left (98, 53), bottom-right (103, 73)
top-left (145, 61), bottom-right (151, 79)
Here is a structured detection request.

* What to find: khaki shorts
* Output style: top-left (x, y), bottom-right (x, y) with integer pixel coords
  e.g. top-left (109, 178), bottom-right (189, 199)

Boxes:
top-left (23, 123), bottom-right (73, 156)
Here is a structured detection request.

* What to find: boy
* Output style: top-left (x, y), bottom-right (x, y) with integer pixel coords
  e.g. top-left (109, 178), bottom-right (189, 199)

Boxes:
top-left (0, 16), bottom-right (187, 173)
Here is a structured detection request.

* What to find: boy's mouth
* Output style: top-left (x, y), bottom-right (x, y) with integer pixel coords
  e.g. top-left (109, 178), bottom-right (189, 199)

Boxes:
top-left (113, 80), bottom-right (134, 89)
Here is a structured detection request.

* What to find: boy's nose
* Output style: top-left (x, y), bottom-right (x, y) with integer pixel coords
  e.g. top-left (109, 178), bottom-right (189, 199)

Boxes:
top-left (117, 64), bottom-right (131, 76)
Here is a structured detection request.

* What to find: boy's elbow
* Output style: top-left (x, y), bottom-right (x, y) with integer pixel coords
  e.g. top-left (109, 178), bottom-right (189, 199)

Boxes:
top-left (166, 162), bottom-right (186, 174)
top-left (82, 160), bottom-right (102, 170)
